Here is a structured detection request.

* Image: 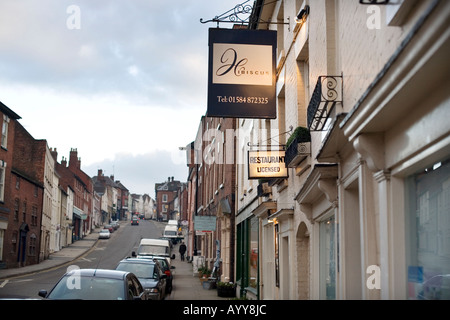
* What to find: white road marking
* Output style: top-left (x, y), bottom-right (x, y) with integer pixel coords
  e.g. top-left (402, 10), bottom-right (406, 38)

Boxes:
top-left (12, 279), bottom-right (33, 283)
top-left (0, 280), bottom-right (9, 288)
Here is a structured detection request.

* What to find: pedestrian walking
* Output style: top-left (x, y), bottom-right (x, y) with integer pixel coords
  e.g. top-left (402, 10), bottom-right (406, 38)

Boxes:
top-left (179, 242), bottom-right (187, 261)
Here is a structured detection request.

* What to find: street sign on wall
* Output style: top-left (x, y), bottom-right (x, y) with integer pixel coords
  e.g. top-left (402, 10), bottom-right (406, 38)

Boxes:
top-left (207, 28), bottom-right (277, 119)
top-left (194, 215), bottom-right (217, 231)
top-left (248, 150), bottom-right (288, 179)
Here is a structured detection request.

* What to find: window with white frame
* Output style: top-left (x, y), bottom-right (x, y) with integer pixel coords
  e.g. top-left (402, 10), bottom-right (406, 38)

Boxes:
top-left (1, 115), bottom-right (9, 149)
top-left (0, 161), bottom-right (5, 202)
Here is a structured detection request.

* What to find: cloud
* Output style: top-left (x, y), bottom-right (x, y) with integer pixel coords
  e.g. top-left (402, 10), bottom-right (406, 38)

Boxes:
top-left (0, 0), bottom-right (229, 108)
top-left (82, 150), bottom-right (189, 197)
top-left (0, 0), bottom-right (239, 196)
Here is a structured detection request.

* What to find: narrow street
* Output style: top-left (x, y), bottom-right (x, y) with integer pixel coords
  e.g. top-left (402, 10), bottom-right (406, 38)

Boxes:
top-left (0, 219), bottom-right (165, 299)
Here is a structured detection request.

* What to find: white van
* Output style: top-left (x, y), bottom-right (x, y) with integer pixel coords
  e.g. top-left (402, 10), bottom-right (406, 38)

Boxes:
top-left (164, 225), bottom-right (178, 238)
top-left (132, 238), bottom-right (174, 263)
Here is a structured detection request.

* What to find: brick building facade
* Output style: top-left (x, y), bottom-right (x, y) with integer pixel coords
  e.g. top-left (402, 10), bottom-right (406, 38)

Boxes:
top-left (234, 0), bottom-right (450, 300)
top-left (155, 177), bottom-right (182, 221)
top-left (186, 116), bottom-right (236, 282)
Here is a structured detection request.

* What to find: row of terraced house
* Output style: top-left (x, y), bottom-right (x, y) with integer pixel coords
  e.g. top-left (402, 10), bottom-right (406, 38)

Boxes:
top-left (0, 101), bottom-right (153, 269)
top-left (182, 0), bottom-right (449, 300)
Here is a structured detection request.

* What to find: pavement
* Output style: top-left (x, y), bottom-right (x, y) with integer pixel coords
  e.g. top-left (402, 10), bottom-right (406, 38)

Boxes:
top-left (0, 228), bottom-right (101, 281)
top-left (167, 249), bottom-right (229, 300)
top-left (0, 223), bottom-right (230, 300)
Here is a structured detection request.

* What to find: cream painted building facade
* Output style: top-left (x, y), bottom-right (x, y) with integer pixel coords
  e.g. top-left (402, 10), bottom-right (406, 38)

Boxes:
top-left (236, 0), bottom-right (449, 300)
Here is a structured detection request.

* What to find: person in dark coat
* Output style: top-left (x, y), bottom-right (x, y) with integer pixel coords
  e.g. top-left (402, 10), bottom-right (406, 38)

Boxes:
top-left (179, 242), bottom-right (187, 261)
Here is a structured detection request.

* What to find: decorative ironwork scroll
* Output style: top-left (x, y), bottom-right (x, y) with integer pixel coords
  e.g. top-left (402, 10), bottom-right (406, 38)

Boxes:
top-left (200, 0), bottom-right (290, 28)
top-left (307, 76), bottom-right (343, 131)
top-left (200, 0), bottom-right (253, 26)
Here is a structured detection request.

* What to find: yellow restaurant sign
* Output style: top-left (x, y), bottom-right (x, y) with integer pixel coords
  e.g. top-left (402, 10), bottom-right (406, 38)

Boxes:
top-left (248, 150), bottom-right (288, 179)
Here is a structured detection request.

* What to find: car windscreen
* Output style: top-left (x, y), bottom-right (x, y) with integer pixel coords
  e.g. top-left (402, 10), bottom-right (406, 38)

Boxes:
top-left (116, 262), bottom-right (156, 279)
top-left (47, 276), bottom-right (125, 300)
top-left (138, 244), bottom-right (168, 256)
top-left (155, 258), bottom-right (168, 270)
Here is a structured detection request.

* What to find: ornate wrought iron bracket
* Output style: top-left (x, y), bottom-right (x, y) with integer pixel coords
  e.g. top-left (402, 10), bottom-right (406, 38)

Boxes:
top-left (200, 0), bottom-right (253, 26)
top-left (307, 76), bottom-right (343, 131)
top-left (200, 0), bottom-right (291, 30)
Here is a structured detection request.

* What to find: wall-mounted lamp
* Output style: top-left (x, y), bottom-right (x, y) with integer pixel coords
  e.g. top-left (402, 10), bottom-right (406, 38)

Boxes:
top-left (295, 5), bottom-right (310, 23)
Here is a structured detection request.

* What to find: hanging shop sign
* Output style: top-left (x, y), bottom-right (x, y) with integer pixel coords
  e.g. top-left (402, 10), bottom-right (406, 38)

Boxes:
top-left (248, 150), bottom-right (288, 179)
top-left (194, 215), bottom-right (217, 232)
top-left (207, 28), bottom-right (277, 119)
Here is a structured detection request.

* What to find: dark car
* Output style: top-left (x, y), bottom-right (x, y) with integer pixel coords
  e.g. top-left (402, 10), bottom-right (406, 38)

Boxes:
top-left (152, 256), bottom-right (174, 294)
top-left (111, 220), bottom-right (119, 230)
top-left (131, 216), bottom-right (139, 225)
top-left (38, 269), bottom-right (147, 300)
top-left (104, 224), bottom-right (114, 233)
top-left (116, 258), bottom-right (167, 300)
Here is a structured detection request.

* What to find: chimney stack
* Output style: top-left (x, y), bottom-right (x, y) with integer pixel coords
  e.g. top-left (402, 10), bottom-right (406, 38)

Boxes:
top-left (50, 147), bottom-right (58, 161)
top-left (69, 148), bottom-right (79, 170)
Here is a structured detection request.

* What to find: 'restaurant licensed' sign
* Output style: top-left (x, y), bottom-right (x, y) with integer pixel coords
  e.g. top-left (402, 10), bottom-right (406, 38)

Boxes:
top-left (248, 150), bottom-right (288, 179)
top-left (207, 28), bottom-right (277, 119)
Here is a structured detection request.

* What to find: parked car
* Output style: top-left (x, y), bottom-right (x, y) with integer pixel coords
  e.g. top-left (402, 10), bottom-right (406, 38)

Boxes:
top-left (104, 224), bottom-right (114, 233)
top-left (98, 229), bottom-right (110, 239)
top-left (38, 269), bottom-right (148, 300)
top-left (131, 216), bottom-right (139, 225)
top-left (115, 258), bottom-right (167, 300)
top-left (151, 256), bottom-right (174, 294)
top-left (111, 220), bottom-right (119, 230)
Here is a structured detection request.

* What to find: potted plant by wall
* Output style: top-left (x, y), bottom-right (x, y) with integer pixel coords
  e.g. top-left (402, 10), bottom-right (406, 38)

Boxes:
top-left (217, 282), bottom-right (236, 298)
top-left (197, 266), bottom-right (207, 278)
top-left (285, 126), bottom-right (311, 167)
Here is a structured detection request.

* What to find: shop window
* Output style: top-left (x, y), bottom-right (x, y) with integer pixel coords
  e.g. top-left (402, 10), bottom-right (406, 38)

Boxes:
top-left (249, 216), bottom-right (259, 289)
top-left (319, 215), bottom-right (336, 300)
top-left (275, 222), bottom-right (280, 287)
top-left (406, 159), bottom-right (450, 300)
top-left (236, 215), bottom-right (260, 296)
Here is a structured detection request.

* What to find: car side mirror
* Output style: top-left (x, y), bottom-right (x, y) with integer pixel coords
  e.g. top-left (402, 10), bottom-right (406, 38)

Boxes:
top-left (38, 290), bottom-right (47, 298)
top-left (133, 292), bottom-right (146, 300)
top-left (131, 251), bottom-right (136, 257)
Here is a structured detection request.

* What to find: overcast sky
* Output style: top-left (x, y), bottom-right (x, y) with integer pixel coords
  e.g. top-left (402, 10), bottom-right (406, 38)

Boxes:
top-left (0, 0), bottom-right (248, 197)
